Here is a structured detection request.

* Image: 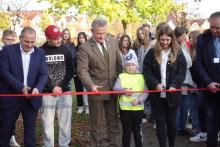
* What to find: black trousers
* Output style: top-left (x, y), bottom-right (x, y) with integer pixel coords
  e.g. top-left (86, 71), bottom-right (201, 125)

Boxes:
top-left (0, 105), bottom-right (16, 136)
top-left (150, 98), bottom-right (178, 147)
top-left (197, 91), bottom-right (207, 132)
top-left (120, 110), bottom-right (144, 147)
top-left (203, 92), bottom-right (220, 147)
top-left (0, 99), bottom-right (38, 147)
top-left (74, 76), bottom-right (84, 107)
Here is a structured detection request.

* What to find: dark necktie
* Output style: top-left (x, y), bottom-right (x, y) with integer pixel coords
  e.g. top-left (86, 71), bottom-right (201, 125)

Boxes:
top-left (100, 42), bottom-right (109, 63)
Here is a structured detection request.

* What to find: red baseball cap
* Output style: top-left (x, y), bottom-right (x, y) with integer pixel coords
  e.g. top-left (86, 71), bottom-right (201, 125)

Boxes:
top-left (45, 25), bottom-right (62, 39)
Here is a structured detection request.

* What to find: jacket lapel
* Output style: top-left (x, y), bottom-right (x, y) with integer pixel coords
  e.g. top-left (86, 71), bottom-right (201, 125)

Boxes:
top-left (89, 38), bottom-right (107, 66)
top-left (15, 45), bottom-right (24, 80)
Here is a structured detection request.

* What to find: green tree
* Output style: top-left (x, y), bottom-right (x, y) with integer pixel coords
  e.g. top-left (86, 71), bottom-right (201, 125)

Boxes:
top-left (39, 11), bottom-right (53, 31)
top-left (39, 0), bottom-right (181, 31)
top-left (0, 12), bottom-right (11, 30)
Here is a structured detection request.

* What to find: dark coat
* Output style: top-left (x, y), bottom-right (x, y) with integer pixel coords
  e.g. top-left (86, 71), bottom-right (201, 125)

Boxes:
top-left (195, 30), bottom-right (220, 87)
top-left (143, 48), bottom-right (186, 107)
top-left (0, 43), bottom-right (48, 109)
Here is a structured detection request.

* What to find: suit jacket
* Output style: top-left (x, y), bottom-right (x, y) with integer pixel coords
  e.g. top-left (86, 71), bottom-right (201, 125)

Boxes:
top-left (195, 30), bottom-right (220, 87)
top-left (77, 37), bottom-right (122, 101)
top-left (143, 48), bottom-right (186, 107)
top-left (0, 43), bottom-right (48, 110)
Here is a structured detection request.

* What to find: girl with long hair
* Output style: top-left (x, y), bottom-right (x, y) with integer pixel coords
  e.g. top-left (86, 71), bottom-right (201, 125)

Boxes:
top-left (143, 25), bottom-right (186, 147)
top-left (75, 32), bottom-right (89, 114)
top-left (133, 27), bottom-right (152, 71)
top-left (118, 34), bottom-right (137, 68)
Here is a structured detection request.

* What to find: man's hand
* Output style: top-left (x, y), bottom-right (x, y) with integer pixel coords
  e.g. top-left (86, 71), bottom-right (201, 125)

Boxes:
top-left (52, 86), bottom-right (62, 94)
top-left (208, 82), bottom-right (220, 93)
top-left (22, 86), bottom-right (31, 94)
top-left (90, 85), bottom-right (103, 92)
top-left (22, 86), bottom-right (31, 99)
top-left (32, 88), bottom-right (39, 95)
top-left (168, 87), bottom-right (176, 92)
top-left (156, 84), bottom-right (165, 91)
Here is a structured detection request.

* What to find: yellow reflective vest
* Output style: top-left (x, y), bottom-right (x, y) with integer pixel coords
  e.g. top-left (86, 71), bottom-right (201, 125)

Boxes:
top-left (119, 73), bottom-right (145, 111)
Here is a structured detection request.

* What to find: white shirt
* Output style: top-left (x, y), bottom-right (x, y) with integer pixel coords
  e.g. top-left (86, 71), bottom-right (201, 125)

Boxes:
top-left (160, 49), bottom-right (171, 98)
top-left (93, 38), bottom-right (107, 55)
top-left (20, 45), bottom-right (34, 86)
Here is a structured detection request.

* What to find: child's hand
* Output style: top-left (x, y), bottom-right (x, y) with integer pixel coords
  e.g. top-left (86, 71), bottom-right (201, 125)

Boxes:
top-left (124, 88), bottom-right (132, 96)
top-left (131, 99), bottom-right (140, 106)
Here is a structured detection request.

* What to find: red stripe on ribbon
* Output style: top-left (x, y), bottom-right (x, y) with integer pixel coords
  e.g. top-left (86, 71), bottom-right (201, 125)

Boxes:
top-left (0, 87), bottom-right (218, 97)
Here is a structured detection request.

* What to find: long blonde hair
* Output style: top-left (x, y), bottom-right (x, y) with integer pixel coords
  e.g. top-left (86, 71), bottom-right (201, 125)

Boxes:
top-left (134, 27), bottom-right (150, 49)
top-left (154, 25), bottom-right (179, 64)
top-left (189, 30), bottom-right (201, 61)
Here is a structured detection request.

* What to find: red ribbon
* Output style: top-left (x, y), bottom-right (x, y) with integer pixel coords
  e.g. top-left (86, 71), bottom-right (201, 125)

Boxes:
top-left (0, 87), bottom-right (218, 97)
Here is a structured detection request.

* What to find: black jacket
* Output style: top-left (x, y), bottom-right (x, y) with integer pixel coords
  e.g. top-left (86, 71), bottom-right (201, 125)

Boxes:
top-left (195, 30), bottom-right (220, 87)
top-left (41, 43), bottom-right (74, 92)
top-left (143, 48), bottom-right (186, 107)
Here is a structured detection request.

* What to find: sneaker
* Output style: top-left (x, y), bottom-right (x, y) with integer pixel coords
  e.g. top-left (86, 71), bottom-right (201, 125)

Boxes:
top-left (85, 107), bottom-right (89, 114)
top-left (190, 132), bottom-right (207, 142)
top-left (153, 123), bottom-right (156, 130)
top-left (77, 107), bottom-right (83, 114)
top-left (186, 123), bottom-right (192, 130)
top-left (10, 135), bottom-right (20, 147)
top-left (218, 131), bottom-right (220, 142)
top-left (190, 128), bottom-right (200, 137)
top-left (142, 118), bottom-right (147, 123)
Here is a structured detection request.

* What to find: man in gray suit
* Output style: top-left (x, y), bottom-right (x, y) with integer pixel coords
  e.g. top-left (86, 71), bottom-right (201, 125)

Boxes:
top-left (77, 18), bottom-right (122, 147)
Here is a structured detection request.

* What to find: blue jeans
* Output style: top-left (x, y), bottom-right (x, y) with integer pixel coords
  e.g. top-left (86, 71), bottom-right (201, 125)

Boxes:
top-left (176, 92), bottom-right (199, 131)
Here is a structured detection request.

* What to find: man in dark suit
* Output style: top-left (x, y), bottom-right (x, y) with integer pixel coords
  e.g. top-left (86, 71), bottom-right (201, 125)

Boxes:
top-left (0, 27), bottom-right (48, 147)
top-left (0, 29), bottom-right (20, 147)
top-left (77, 18), bottom-right (122, 147)
top-left (195, 11), bottom-right (220, 147)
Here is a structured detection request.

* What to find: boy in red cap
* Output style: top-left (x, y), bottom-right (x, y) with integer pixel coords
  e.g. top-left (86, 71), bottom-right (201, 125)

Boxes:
top-left (40, 25), bottom-right (74, 147)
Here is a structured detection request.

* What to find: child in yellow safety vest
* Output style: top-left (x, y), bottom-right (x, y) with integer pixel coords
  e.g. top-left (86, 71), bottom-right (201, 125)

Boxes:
top-left (113, 50), bottom-right (148, 147)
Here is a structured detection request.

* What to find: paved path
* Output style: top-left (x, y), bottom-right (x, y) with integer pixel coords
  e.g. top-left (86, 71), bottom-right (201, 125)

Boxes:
top-left (130, 122), bottom-right (207, 147)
